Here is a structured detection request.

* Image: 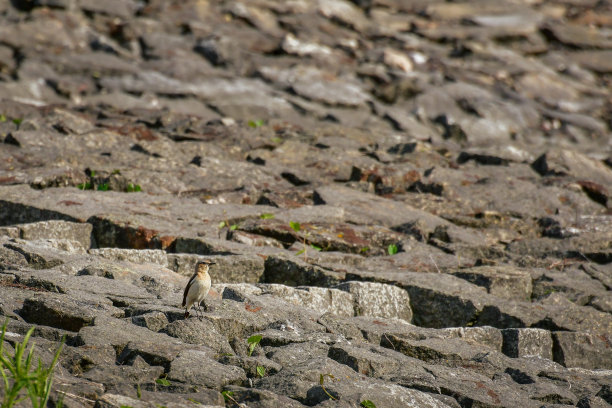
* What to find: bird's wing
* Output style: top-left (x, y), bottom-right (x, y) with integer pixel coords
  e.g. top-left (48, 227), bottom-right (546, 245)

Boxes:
top-left (182, 274), bottom-right (196, 307)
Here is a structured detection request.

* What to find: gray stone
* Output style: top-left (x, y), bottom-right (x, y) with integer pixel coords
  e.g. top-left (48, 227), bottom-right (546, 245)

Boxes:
top-left (138, 390), bottom-right (224, 408)
top-left (94, 394), bottom-right (154, 408)
top-left (327, 342), bottom-right (439, 392)
top-left (553, 331), bottom-right (612, 369)
top-left (502, 328), bottom-right (553, 359)
top-left (74, 317), bottom-right (183, 355)
top-left (424, 364), bottom-right (540, 408)
top-left (346, 270), bottom-right (487, 328)
top-left (4, 240), bottom-right (67, 269)
top-left (20, 294), bottom-right (97, 331)
top-left (256, 357), bottom-right (450, 407)
top-left (131, 311), bottom-right (169, 332)
top-left (451, 265), bottom-right (532, 301)
top-left (221, 386), bottom-right (307, 407)
top-left (17, 221), bottom-right (92, 249)
top-left (88, 249), bottom-right (167, 266)
top-left (263, 255), bottom-right (344, 287)
top-left (266, 342), bottom-right (330, 367)
top-left (167, 253), bottom-right (265, 284)
top-left (0, 0), bottom-right (610, 405)
top-left (317, 312), bottom-right (364, 342)
top-left (439, 326), bottom-right (503, 352)
top-left (161, 318), bottom-right (233, 355)
top-left (570, 50), bottom-right (612, 74)
top-left (259, 284), bottom-right (354, 317)
top-left (336, 281), bottom-right (412, 321)
top-left (83, 363), bottom-right (165, 393)
top-left (167, 349), bottom-right (247, 390)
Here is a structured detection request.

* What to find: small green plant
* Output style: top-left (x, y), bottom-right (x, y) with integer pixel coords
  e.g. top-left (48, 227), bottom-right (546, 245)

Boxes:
top-left (256, 365), bottom-right (265, 378)
top-left (290, 221), bottom-right (301, 232)
top-left (361, 400), bottom-right (376, 408)
top-left (0, 319), bottom-right (64, 408)
top-left (218, 221), bottom-right (238, 231)
top-left (247, 335), bottom-right (262, 357)
top-left (248, 119), bottom-right (265, 128)
top-left (126, 183), bottom-right (141, 192)
top-left (259, 213), bottom-right (275, 220)
top-left (0, 114), bottom-right (6, 122)
top-left (11, 118), bottom-right (22, 126)
top-left (136, 384), bottom-right (141, 399)
top-left (387, 244), bottom-right (398, 255)
top-left (290, 222), bottom-right (321, 260)
top-left (77, 182), bottom-right (92, 190)
top-left (97, 183), bottom-right (109, 191)
top-left (155, 376), bottom-right (170, 386)
top-left (319, 374), bottom-right (337, 401)
top-left (221, 390), bottom-right (239, 405)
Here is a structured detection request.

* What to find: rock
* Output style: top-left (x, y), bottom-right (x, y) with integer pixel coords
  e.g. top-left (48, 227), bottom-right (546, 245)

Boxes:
top-left (569, 50), bottom-right (612, 74)
top-left (15, 220), bottom-right (93, 249)
top-left (346, 270), bottom-right (486, 328)
top-left (4, 240), bottom-right (67, 269)
top-left (336, 281), bottom-right (412, 321)
top-left (553, 331), bottom-right (612, 369)
top-left (501, 328), bottom-right (553, 359)
top-left (131, 311), bottom-right (169, 332)
top-left (221, 385), bottom-right (307, 408)
top-left (423, 364), bottom-right (540, 408)
top-left (0, 0), bottom-right (610, 405)
top-left (263, 255), bottom-right (344, 287)
top-left (161, 318), bottom-right (233, 354)
top-left (440, 326), bottom-right (503, 352)
top-left (538, 293), bottom-right (612, 336)
top-left (256, 357), bottom-right (450, 407)
top-left (451, 265), bottom-right (532, 301)
top-left (167, 253), bottom-right (265, 284)
top-left (94, 394), bottom-right (154, 408)
top-left (167, 349), bottom-right (247, 390)
top-left (138, 390), bottom-right (224, 408)
top-left (258, 284), bottom-right (354, 317)
top-left (83, 363), bottom-right (165, 395)
top-left (74, 316), bottom-right (182, 354)
top-left (20, 294), bottom-right (97, 331)
top-left (88, 248), bottom-right (167, 265)
top-left (266, 341), bottom-right (330, 367)
top-left (327, 342), bottom-right (439, 392)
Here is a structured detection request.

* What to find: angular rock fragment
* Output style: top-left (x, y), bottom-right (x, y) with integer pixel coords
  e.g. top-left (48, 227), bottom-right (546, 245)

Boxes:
top-left (553, 331), bottom-right (612, 370)
top-left (336, 281), bottom-right (412, 321)
top-left (167, 349), bottom-right (247, 390)
top-left (263, 255), bottom-right (344, 286)
top-left (501, 328), bottom-right (553, 359)
top-left (451, 265), bottom-right (532, 301)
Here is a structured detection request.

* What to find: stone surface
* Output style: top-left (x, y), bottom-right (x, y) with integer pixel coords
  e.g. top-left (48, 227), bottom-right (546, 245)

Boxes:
top-left (553, 331), bottom-right (612, 370)
top-left (0, 0), bottom-right (610, 406)
top-left (336, 281), bottom-right (413, 321)
top-left (502, 328), bottom-right (553, 360)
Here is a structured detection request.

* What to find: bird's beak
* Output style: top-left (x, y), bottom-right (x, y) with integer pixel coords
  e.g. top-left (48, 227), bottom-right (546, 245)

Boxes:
top-left (209, 262), bottom-right (216, 265)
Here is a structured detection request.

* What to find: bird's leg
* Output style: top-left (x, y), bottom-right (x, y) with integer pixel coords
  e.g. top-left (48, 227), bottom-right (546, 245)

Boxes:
top-left (197, 302), bottom-right (204, 320)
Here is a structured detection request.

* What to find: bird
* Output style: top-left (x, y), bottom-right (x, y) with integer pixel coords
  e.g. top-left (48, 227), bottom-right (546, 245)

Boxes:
top-left (182, 259), bottom-right (214, 319)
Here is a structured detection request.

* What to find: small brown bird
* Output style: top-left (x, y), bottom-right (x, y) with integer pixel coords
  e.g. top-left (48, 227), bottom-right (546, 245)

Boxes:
top-left (182, 259), bottom-right (214, 319)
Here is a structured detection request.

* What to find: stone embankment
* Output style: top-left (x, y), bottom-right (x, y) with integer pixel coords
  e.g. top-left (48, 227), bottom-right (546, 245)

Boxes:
top-left (0, 0), bottom-right (611, 407)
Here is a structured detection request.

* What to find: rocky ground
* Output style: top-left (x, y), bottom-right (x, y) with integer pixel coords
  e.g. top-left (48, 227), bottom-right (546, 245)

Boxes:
top-left (0, 0), bottom-right (611, 407)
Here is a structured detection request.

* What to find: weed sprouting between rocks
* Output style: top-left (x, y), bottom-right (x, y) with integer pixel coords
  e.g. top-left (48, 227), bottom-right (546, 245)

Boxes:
top-left (0, 319), bottom-right (64, 408)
